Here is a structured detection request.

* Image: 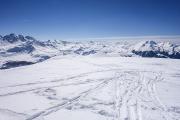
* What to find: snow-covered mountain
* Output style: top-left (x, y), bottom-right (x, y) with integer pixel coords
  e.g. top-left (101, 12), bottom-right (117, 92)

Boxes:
top-left (132, 40), bottom-right (180, 58)
top-left (0, 34), bottom-right (180, 69)
top-left (0, 34), bottom-right (180, 120)
top-left (0, 34), bottom-right (60, 69)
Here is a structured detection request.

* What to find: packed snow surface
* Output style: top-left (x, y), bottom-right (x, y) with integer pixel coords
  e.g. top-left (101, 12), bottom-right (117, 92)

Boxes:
top-left (0, 56), bottom-right (180, 120)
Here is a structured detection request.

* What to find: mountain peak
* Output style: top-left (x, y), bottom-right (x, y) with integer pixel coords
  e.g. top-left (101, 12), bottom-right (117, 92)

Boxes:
top-left (145, 40), bottom-right (157, 45)
top-left (3, 33), bottom-right (18, 43)
top-left (18, 35), bottom-right (26, 42)
top-left (133, 40), bottom-right (158, 52)
top-left (1, 33), bottom-right (37, 43)
top-left (25, 36), bottom-right (36, 41)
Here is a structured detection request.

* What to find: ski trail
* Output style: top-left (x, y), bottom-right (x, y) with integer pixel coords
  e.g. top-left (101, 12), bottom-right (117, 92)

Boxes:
top-left (1, 67), bottom-right (178, 120)
top-left (0, 68), bottom-right (121, 89)
top-left (0, 68), bottom-right (122, 97)
top-left (113, 71), bottom-right (170, 120)
top-left (24, 70), bottom-right (177, 120)
top-left (26, 77), bottom-right (114, 120)
top-left (0, 77), bottom-right (107, 97)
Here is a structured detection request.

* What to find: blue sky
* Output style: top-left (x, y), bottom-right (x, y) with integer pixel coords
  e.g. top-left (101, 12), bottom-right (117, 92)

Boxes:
top-left (0, 0), bottom-right (180, 40)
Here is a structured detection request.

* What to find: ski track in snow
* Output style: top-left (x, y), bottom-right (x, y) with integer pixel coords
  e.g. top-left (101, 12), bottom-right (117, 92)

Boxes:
top-left (0, 57), bottom-right (180, 120)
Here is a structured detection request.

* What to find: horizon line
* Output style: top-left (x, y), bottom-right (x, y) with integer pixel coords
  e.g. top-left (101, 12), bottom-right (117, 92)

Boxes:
top-left (1, 33), bottom-right (180, 42)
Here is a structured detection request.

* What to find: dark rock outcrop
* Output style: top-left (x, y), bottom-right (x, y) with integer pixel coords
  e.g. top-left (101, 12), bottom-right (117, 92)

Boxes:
top-left (0, 61), bottom-right (34, 69)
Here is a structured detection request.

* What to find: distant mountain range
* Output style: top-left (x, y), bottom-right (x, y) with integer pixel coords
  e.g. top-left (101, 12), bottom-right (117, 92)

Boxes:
top-left (0, 33), bottom-right (180, 69)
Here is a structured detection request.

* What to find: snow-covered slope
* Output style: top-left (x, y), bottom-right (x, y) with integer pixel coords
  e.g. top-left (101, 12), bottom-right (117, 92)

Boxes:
top-left (0, 34), bottom-right (180, 69)
top-left (0, 56), bottom-right (180, 120)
